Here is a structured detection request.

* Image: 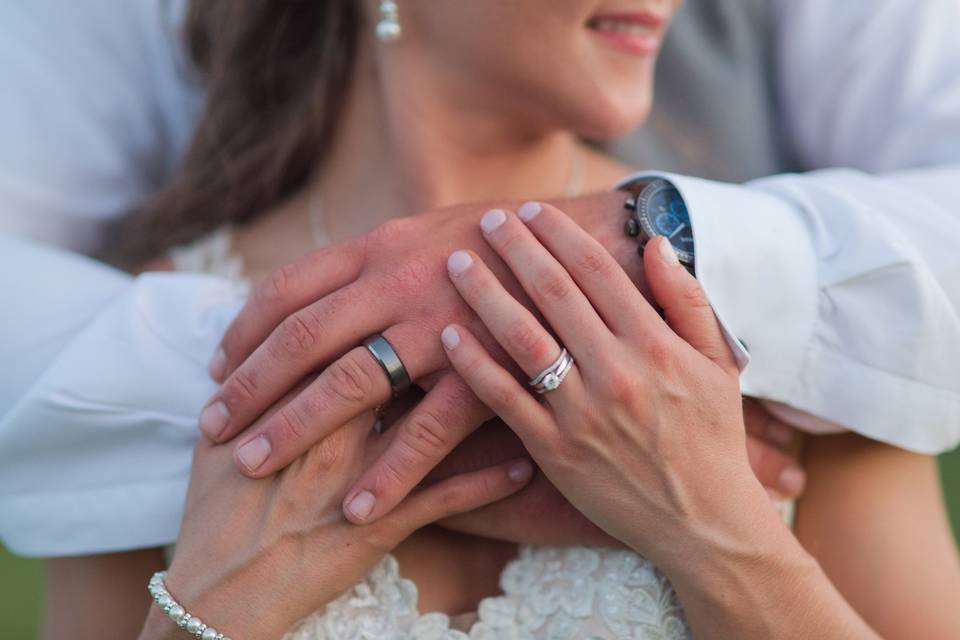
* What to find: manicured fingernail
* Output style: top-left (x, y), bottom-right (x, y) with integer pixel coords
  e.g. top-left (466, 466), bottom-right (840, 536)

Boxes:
top-left (236, 434), bottom-right (271, 472)
top-left (346, 490), bottom-right (376, 521)
top-left (199, 400), bottom-right (230, 440)
top-left (208, 348), bottom-right (227, 382)
top-left (447, 250), bottom-right (473, 275)
top-left (766, 421), bottom-right (794, 448)
top-left (480, 208), bottom-right (507, 233)
top-left (658, 237), bottom-right (679, 265)
top-left (441, 325), bottom-right (460, 349)
top-left (779, 466), bottom-right (806, 495)
top-left (508, 459), bottom-right (533, 483)
top-left (517, 201), bottom-right (542, 221)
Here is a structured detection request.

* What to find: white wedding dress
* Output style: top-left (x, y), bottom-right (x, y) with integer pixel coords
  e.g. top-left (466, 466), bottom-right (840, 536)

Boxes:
top-left (284, 547), bottom-right (687, 640)
top-left (170, 228), bottom-right (693, 639)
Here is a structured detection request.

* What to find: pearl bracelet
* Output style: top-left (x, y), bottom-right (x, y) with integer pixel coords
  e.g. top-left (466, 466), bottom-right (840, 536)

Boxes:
top-left (148, 571), bottom-right (233, 640)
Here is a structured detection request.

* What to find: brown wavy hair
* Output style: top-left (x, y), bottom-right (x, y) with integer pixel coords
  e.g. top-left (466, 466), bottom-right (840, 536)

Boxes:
top-left (104, 0), bottom-right (360, 267)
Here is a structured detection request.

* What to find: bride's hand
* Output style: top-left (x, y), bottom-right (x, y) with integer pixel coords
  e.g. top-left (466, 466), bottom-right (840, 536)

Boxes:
top-left (439, 202), bottom-right (779, 571)
top-left (140, 400), bottom-right (533, 640)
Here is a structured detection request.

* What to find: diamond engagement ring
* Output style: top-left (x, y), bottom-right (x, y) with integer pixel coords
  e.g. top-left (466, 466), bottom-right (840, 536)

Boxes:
top-left (529, 348), bottom-right (575, 394)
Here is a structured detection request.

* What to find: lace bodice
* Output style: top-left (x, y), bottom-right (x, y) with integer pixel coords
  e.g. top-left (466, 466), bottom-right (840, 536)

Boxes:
top-left (171, 232), bottom-right (693, 639)
top-left (282, 546), bottom-right (689, 640)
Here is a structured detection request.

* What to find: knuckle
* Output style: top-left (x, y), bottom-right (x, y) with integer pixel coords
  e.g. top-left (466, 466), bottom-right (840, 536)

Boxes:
top-left (362, 519), bottom-right (402, 555)
top-left (438, 483), bottom-right (468, 514)
top-left (603, 367), bottom-right (642, 404)
top-left (483, 377), bottom-right (517, 414)
top-left (305, 429), bottom-right (345, 472)
top-left (393, 258), bottom-right (437, 293)
top-left (325, 352), bottom-right (377, 405)
top-left (254, 262), bottom-right (300, 305)
top-left (273, 404), bottom-right (312, 445)
top-left (573, 248), bottom-right (615, 279)
top-left (403, 410), bottom-right (451, 455)
top-left (504, 319), bottom-right (552, 363)
top-left (223, 367), bottom-right (259, 405)
top-left (497, 230), bottom-right (529, 255)
top-left (679, 280), bottom-right (711, 310)
top-left (379, 455), bottom-right (409, 488)
top-left (644, 334), bottom-right (678, 370)
top-left (367, 217), bottom-right (409, 247)
top-left (277, 311), bottom-right (320, 356)
top-left (532, 271), bottom-right (572, 304)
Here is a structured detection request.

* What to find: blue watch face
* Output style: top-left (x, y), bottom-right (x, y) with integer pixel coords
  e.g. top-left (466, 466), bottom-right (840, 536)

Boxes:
top-left (637, 181), bottom-right (694, 264)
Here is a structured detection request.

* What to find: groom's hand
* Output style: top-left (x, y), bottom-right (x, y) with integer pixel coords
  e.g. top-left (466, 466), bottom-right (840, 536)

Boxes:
top-left (201, 194), bottom-right (638, 507)
top-left (200, 192), bottom-right (805, 523)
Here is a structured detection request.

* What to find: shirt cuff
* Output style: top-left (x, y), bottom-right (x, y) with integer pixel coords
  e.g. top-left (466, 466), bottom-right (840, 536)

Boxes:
top-left (617, 171), bottom-right (820, 377)
top-left (617, 172), bottom-right (817, 412)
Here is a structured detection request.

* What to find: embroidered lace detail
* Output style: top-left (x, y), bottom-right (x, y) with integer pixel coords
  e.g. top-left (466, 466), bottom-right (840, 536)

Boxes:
top-left (281, 547), bottom-right (690, 640)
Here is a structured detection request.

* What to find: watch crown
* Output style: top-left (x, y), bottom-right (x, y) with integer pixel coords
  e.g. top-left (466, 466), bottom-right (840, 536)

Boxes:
top-left (623, 219), bottom-right (640, 237)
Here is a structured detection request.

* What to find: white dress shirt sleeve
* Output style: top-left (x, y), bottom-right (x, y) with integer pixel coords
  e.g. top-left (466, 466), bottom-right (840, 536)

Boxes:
top-left (0, 0), bottom-right (200, 253)
top-left (0, 235), bottom-right (244, 556)
top-left (623, 0), bottom-right (960, 454)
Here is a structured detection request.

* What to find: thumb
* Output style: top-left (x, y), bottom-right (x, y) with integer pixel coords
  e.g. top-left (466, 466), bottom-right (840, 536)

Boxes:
top-left (644, 236), bottom-right (738, 376)
top-left (380, 458), bottom-right (534, 538)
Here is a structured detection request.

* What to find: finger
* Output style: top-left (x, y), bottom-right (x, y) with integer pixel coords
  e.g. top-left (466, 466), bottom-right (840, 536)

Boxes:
top-left (342, 373), bottom-right (494, 524)
top-left (515, 201), bottom-right (659, 335)
top-left (743, 398), bottom-right (801, 452)
top-left (446, 247), bottom-right (593, 390)
top-left (441, 324), bottom-right (556, 446)
top-left (644, 235), bottom-right (739, 376)
top-left (229, 324), bottom-right (434, 477)
top-left (385, 457), bottom-right (535, 538)
top-left (211, 237), bottom-right (367, 382)
top-left (746, 435), bottom-right (807, 499)
top-left (477, 208), bottom-right (612, 353)
top-left (203, 283), bottom-right (399, 443)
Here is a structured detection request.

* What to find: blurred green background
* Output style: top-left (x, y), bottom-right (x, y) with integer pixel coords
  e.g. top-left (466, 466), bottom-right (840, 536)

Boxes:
top-left (3, 449), bottom-right (960, 638)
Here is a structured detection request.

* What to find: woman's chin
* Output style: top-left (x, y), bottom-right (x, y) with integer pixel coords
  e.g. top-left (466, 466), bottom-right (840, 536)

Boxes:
top-left (575, 94), bottom-right (653, 141)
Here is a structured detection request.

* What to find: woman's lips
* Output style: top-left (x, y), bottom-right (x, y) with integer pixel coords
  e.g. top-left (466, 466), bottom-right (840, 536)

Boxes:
top-left (587, 12), bottom-right (665, 56)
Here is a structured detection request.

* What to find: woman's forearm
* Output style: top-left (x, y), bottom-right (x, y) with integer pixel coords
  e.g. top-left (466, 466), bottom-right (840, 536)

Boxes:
top-left (654, 489), bottom-right (879, 639)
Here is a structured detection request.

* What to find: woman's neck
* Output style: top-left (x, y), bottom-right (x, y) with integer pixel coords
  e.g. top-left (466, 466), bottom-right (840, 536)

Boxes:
top-left (311, 45), bottom-right (584, 241)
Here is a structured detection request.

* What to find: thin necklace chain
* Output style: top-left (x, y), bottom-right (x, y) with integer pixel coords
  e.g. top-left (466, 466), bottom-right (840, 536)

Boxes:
top-left (309, 146), bottom-right (585, 248)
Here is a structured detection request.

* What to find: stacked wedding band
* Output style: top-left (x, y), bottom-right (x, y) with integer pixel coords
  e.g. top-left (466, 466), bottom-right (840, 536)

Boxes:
top-left (148, 572), bottom-right (232, 640)
top-left (529, 348), bottom-right (575, 394)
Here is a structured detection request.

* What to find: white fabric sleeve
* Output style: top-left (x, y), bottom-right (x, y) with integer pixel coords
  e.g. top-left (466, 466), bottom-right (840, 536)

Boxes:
top-left (0, 0), bottom-right (201, 253)
top-left (615, 0), bottom-right (960, 454)
top-left (0, 235), bottom-right (243, 555)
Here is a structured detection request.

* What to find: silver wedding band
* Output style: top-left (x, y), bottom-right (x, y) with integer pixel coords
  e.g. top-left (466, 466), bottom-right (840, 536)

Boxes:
top-left (529, 348), bottom-right (575, 394)
top-left (363, 334), bottom-right (412, 397)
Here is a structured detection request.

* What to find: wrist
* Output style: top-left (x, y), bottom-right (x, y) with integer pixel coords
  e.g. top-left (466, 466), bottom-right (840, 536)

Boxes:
top-left (162, 543), bottom-right (300, 640)
top-left (643, 477), bottom-right (794, 579)
top-left (138, 606), bottom-right (183, 640)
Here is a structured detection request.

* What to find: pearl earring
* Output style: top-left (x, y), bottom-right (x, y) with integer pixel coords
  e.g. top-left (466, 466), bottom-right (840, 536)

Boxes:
top-left (376, 0), bottom-right (401, 42)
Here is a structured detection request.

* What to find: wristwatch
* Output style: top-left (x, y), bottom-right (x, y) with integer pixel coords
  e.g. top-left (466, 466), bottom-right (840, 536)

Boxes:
top-left (620, 178), bottom-right (695, 274)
